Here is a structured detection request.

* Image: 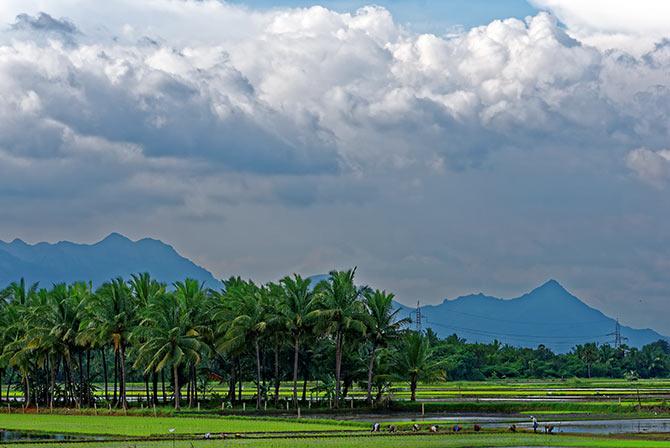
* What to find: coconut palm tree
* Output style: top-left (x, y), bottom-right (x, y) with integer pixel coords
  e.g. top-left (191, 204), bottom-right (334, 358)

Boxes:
top-left (279, 274), bottom-right (316, 406)
top-left (576, 343), bottom-right (599, 378)
top-left (216, 278), bottom-right (268, 410)
top-left (173, 279), bottom-right (209, 406)
top-left (311, 269), bottom-right (367, 408)
top-left (129, 273), bottom-right (166, 404)
top-left (263, 281), bottom-right (287, 405)
top-left (133, 291), bottom-right (203, 410)
top-left (0, 298), bottom-right (35, 406)
top-left (84, 278), bottom-right (136, 409)
top-left (395, 332), bottom-right (443, 401)
top-left (130, 273), bottom-right (165, 306)
top-left (28, 283), bottom-right (85, 408)
top-left (363, 289), bottom-right (409, 404)
top-left (0, 278), bottom-right (38, 306)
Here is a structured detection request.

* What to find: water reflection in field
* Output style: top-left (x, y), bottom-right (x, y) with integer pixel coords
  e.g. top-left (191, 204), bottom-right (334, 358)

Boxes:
top-left (0, 430), bottom-right (106, 442)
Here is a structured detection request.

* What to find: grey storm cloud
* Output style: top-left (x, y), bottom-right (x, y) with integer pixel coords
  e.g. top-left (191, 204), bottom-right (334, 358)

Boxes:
top-left (1, 1), bottom-right (670, 333)
top-left (11, 12), bottom-right (79, 35)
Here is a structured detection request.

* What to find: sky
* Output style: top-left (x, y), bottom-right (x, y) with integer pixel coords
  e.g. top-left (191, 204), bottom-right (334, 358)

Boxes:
top-left (1, 1), bottom-right (670, 333)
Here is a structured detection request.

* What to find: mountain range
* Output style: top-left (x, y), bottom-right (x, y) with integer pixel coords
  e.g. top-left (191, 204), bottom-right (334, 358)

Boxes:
top-left (394, 280), bottom-right (667, 352)
top-left (0, 233), bottom-right (217, 288)
top-left (0, 233), bottom-right (666, 352)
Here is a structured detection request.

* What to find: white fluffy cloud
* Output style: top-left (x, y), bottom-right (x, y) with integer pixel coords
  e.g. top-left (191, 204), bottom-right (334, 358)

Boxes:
top-left (531, 0), bottom-right (670, 54)
top-left (1, 3), bottom-right (668, 182)
top-left (2, 1), bottom-right (670, 332)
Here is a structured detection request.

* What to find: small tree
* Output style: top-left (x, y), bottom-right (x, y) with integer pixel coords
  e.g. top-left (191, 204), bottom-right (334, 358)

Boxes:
top-left (395, 332), bottom-right (444, 401)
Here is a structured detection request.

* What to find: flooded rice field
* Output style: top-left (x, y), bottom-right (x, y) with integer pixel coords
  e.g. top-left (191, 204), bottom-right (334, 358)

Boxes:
top-left (0, 429), bottom-right (106, 442)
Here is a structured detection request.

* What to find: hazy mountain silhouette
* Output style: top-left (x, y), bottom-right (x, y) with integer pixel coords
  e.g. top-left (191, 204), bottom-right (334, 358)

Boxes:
top-left (0, 233), bottom-right (218, 288)
top-left (395, 280), bottom-right (667, 352)
top-left (2, 237), bottom-right (665, 352)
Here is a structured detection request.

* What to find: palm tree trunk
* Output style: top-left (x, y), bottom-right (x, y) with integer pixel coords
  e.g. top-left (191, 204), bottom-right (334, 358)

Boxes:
top-left (78, 351), bottom-right (84, 406)
top-left (237, 362), bottom-right (242, 402)
top-left (161, 370), bottom-right (166, 404)
top-left (86, 350), bottom-right (91, 405)
top-left (50, 359), bottom-right (56, 410)
top-left (24, 374), bottom-right (30, 408)
top-left (255, 339), bottom-right (262, 410)
top-left (186, 373), bottom-right (191, 407)
top-left (334, 332), bottom-right (342, 409)
top-left (6, 370), bottom-right (13, 402)
top-left (274, 343), bottom-right (280, 406)
top-left (366, 346), bottom-right (377, 405)
top-left (228, 361), bottom-right (236, 403)
top-left (173, 364), bottom-right (180, 410)
top-left (101, 348), bottom-right (109, 401)
top-left (292, 337), bottom-right (300, 407)
top-left (193, 366), bottom-right (198, 405)
top-left (120, 344), bottom-right (127, 409)
top-left (113, 351), bottom-right (118, 404)
top-left (152, 372), bottom-right (158, 405)
top-left (65, 359), bottom-right (76, 407)
top-left (0, 369), bottom-right (3, 404)
top-left (410, 374), bottom-right (417, 402)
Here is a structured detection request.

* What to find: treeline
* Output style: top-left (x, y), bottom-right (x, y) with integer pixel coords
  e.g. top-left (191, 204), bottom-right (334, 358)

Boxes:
top-left (0, 269), bottom-right (668, 411)
top-left (0, 269), bottom-right (420, 410)
top-left (429, 332), bottom-right (670, 381)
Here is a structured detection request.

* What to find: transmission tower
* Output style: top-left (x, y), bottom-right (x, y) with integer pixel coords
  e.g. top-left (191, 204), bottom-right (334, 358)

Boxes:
top-left (415, 300), bottom-right (422, 332)
top-left (608, 319), bottom-right (628, 348)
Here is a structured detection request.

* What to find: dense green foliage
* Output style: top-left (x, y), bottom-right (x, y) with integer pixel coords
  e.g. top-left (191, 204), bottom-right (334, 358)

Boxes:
top-left (0, 270), bottom-right (411, 409)
top-left (1, 270), bottom-right (669, 411)
top-left (430, 331), bottom-right (670, 380)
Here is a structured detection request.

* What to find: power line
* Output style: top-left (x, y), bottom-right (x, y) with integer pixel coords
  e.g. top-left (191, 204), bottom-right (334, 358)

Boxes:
top-left (424, 308), bottom-right (607, 328)
top-left (425, 320), bottom-right (611, 344)
top-left (415, 300), bottom-right (422, 332)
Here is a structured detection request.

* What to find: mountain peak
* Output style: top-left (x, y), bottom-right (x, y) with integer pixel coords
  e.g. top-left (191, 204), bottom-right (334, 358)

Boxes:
top-left (394, 279), bottom-right (668, 352)
top-left (540, 278), bottom-right (564, 289)
top-left (99, 232), bottom-right (132, 244)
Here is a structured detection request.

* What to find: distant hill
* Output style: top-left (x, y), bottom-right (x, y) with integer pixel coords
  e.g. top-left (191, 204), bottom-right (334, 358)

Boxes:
top-left (395, 280), bottom-right (667, 352)
top-left (0, 233), bottom-right (218, 288)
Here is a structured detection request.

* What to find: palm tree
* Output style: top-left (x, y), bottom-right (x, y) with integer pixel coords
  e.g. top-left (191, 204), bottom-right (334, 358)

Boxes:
top-left (133, 291), bottom-right (203, 410)
top-left (216, 278), bottom-right (268, 410)
top-left (363, 289), bottom-right (409, 404)
top-left (395, 332), bottom-right (443, 401)
top-left (83, 278), bottom-right (136, 409)
top-left (0, 278), bottom-right (38, 306)
top-left (0, 298), bottom-right (35, 407)
top-left (311, 269), bottom-right (367, 408)
top-left (129, 273), bottom-right (165, 306)
top-left (280, 274), bottom-right (316, 407)
top-left (173, 279), bottom-right (209, 407)
top-left (29, 283), bottom-right (84, 408)
top-left (577, 343), bottom-right (599, 378)
top-left (263, 282), bottom-right (287, 405)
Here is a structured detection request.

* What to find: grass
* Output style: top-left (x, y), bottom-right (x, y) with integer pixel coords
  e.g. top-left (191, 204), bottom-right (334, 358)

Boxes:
top-left (2, 379), bottom-right (670, 447)
top-left (0, 414), bottom-right (366, 437)
top-left (2, 433), bottom-right (670, 448)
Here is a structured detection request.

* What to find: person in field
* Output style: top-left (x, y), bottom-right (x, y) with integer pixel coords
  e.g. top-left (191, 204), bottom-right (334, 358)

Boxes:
top-left (532, 416), bottom-right (538, 432)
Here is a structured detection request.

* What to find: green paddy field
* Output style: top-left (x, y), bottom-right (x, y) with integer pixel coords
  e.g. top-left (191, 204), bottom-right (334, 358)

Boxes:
top-left (2, 378), bottom-right (670, 447)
